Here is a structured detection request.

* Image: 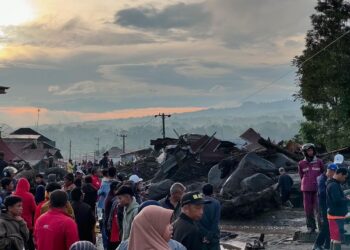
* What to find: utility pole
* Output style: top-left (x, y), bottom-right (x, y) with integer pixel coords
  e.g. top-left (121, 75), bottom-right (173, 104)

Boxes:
top-left (69, 140), bottom-right (72, 160)
top-left (36, 108), bottom-right (40, 131)
top-left (117, 131), bottom-right (128, 153)
top-left (95, 137), bottom-right (100, 155)
top-left (155, 113), bottom-right (171, 139)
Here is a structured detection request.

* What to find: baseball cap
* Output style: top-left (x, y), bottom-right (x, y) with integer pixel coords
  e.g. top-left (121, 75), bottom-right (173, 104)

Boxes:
top-left (129, 174), bottom-right (143, 183)
top-left (334, 154), bottom-right (344, 164)
top-left (328, 163), bottom-right (338, 171)
top-left (181, 191), bottom-right (210, 207)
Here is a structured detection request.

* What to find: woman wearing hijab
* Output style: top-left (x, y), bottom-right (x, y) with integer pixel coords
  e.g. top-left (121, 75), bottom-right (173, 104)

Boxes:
top-left (35, 185), bottom-right (45, 204)
top-left (128, 205), bottom-right (173, 250)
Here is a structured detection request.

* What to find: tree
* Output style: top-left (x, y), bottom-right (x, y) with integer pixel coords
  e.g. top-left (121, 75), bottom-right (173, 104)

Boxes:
top-left (293, 0), bottom-right (350, 150)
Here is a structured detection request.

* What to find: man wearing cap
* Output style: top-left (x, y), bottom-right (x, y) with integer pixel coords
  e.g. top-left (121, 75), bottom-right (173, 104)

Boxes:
top-left (299, 143), bottom-right (324, 232)
top-left (334, 154), bottom-right (344, 165)
top-left (129, 174), bottom-right (144, 204)
top-left (313, 163), bottom-right (338, 250)
top-left (173, 191), bottom-right (209, 250)
top-left (116, 185), bottom-right (139, 241)
top-left (327, 168), bottom-right (349, 250)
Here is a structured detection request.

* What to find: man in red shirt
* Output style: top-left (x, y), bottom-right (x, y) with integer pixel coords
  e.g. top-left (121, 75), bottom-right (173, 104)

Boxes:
top-left (34, 190), bottom-right (79, 250)
top-left (91, 167), bottom-right (101, 190)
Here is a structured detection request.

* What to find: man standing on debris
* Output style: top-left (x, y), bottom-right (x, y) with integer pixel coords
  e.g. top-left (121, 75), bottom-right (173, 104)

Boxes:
top-left (277, 167), bottom-right (294, 207)
top-left (298, 143), bottom-right (324, 232)
top-left (199, 184), bottom-right (221, 250)
top-left (327, 167), bottom-right (349, 250)
top-left (313, 163), bottom-right (338, 250)
top-left (160, 182), bottom-right (186, 221)
top-left (173, 191), bottom-right (209, 250)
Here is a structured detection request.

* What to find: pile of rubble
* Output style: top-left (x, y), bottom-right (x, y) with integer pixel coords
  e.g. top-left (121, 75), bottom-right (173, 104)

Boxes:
top-left (137, 128), bottom-right (306, 218)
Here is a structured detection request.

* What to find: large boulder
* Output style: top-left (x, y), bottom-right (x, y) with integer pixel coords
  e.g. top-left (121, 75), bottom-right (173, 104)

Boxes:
top-left (264, 153), bottom-right (297, 169)
top-left (221, 152), bottom-right (276, 196)
top-left (240, 173), bottom-right (274, 192)
top-left (148, 179), bottom-right (174, 200)
top-left (221, 186), bottom-right (280, 218)
top-left (208, 164), bottom-right (225, 190)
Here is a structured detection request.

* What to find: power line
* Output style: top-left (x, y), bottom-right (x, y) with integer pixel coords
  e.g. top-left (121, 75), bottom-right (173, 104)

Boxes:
top-left (240, 29), bottom-right (350, 102)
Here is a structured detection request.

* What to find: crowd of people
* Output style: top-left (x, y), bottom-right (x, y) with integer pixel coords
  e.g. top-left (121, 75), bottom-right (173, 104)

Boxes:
top-left (296, 144), bottom-right (349, 250)
top-left (0, 151), bottom-right (221, 250)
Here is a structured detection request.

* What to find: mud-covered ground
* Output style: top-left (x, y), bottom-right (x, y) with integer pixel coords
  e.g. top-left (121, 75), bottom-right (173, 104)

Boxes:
top-left (97, 207), bottom-right (350, 249)
top-left (220, 208), bottom-right (313, 250)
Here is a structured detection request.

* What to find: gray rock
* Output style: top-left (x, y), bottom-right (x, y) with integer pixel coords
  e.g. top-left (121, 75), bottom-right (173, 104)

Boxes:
top-left (264, 153), bottom-right (297, 169)
top-left (148, 179), bottom-right (175, 200)
top-left (221, 152), bottom-right (276, 196)
top-left (208, 164), bottom-right (224, 190)
top-left (221, 186), bottom-right (280, 218)
top-left (240, 173), bottom-right (274, 192)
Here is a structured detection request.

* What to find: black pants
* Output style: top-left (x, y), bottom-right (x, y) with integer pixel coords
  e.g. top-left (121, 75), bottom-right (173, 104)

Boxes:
top-left (315, 210), bottom-right (330, 249)
top-left (25, 231), bottom-right (35, 250)
top-left (281, 191), bottom-right (290, 203)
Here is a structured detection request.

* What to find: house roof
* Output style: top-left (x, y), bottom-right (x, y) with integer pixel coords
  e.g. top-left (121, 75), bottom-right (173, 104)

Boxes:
top-left (120, 148), bottom-right (152, 157)
top-left (10, 128), bottom-right (53, 142)
top-left (0, 139), bottom-right (22, 162)
top-left (107, 147), bottom-right (123, 158)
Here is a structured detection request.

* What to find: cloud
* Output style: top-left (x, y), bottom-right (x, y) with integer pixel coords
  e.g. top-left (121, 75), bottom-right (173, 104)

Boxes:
top-left (1, 17), bottom-right (155, 48)
top-left (0, 106), bottom-right (206, 127)
top-left (115, 2), bottom-right (210, 30)
top-left (51, 81), bottom-right (97, 95)
top-left (115, 0), bottom-right (315, 49)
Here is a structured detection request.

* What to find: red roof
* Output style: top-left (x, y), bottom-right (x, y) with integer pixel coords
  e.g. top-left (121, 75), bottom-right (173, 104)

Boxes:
top-left (0, 139), bottom-right (22, 162)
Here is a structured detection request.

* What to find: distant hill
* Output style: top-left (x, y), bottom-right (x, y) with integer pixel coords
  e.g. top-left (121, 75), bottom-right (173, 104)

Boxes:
top-left (38, 100), bottom-right (303, 160)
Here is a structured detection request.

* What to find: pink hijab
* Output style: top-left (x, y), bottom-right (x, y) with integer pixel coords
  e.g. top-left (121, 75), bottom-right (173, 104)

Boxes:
top-left (128, 205), bottom-right (172, 250)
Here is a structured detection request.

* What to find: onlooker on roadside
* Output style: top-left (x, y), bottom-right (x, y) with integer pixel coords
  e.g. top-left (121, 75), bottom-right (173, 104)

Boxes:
top-left (63, 173), bottom-right (76, 201)
top-left (34, 190), bottom-right (79, 250)
top-left (70, 241), bottom-right (97, 250)
top-left (0, 177), bottom-right (14, 201)
top-left (35, 174), bottom-right (46, 187)
top-left (128, 205), bottom-right (173, 250)
top-left (116, 185), bottom-right (139, 241)
top-left (117, 201), bottom-right (186, 250)
top-left (128, 174), bottom-right (145, 204)
top-left (0, 196), bottom-right (29, 250)
top-left (313, 163), bottom-right (338, 250)
top-left (159, 182), bottom-right (186, 222)
top-left (277, 167), bottom-right (294, 207)
top-left (35, 185), bottom-right (46, 204)
top-left (199, 184), bottom-right (220, 250)
top-left (298, 143), bottom-right (324, 232)
top-left (13, 178), bottom-right (36, 250)
top-left (91, 167), bottom-right (101, 190)
top-left (82, 175), bottom-right (98, 212)
top-left (71, 188), bottom-right (96, 244)
top-left (327, 168), bottom-right (349, 250)
top-left (34, 182), bottom-right (63, 223)
top-left (173, 191), bottom-right (209, 250)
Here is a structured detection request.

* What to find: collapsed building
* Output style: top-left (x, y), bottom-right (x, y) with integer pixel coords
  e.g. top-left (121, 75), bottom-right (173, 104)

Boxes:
top-left (118, 128), bottom-right (308, 218)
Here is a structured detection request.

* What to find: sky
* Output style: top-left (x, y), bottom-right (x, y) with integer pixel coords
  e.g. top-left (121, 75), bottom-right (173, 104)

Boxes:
top-left (0, 0), bottom-right (317, 127)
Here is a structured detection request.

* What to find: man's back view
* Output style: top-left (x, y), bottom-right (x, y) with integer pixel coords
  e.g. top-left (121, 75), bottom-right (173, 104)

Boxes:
top-left (34, 190), bottom-right (79, 250)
